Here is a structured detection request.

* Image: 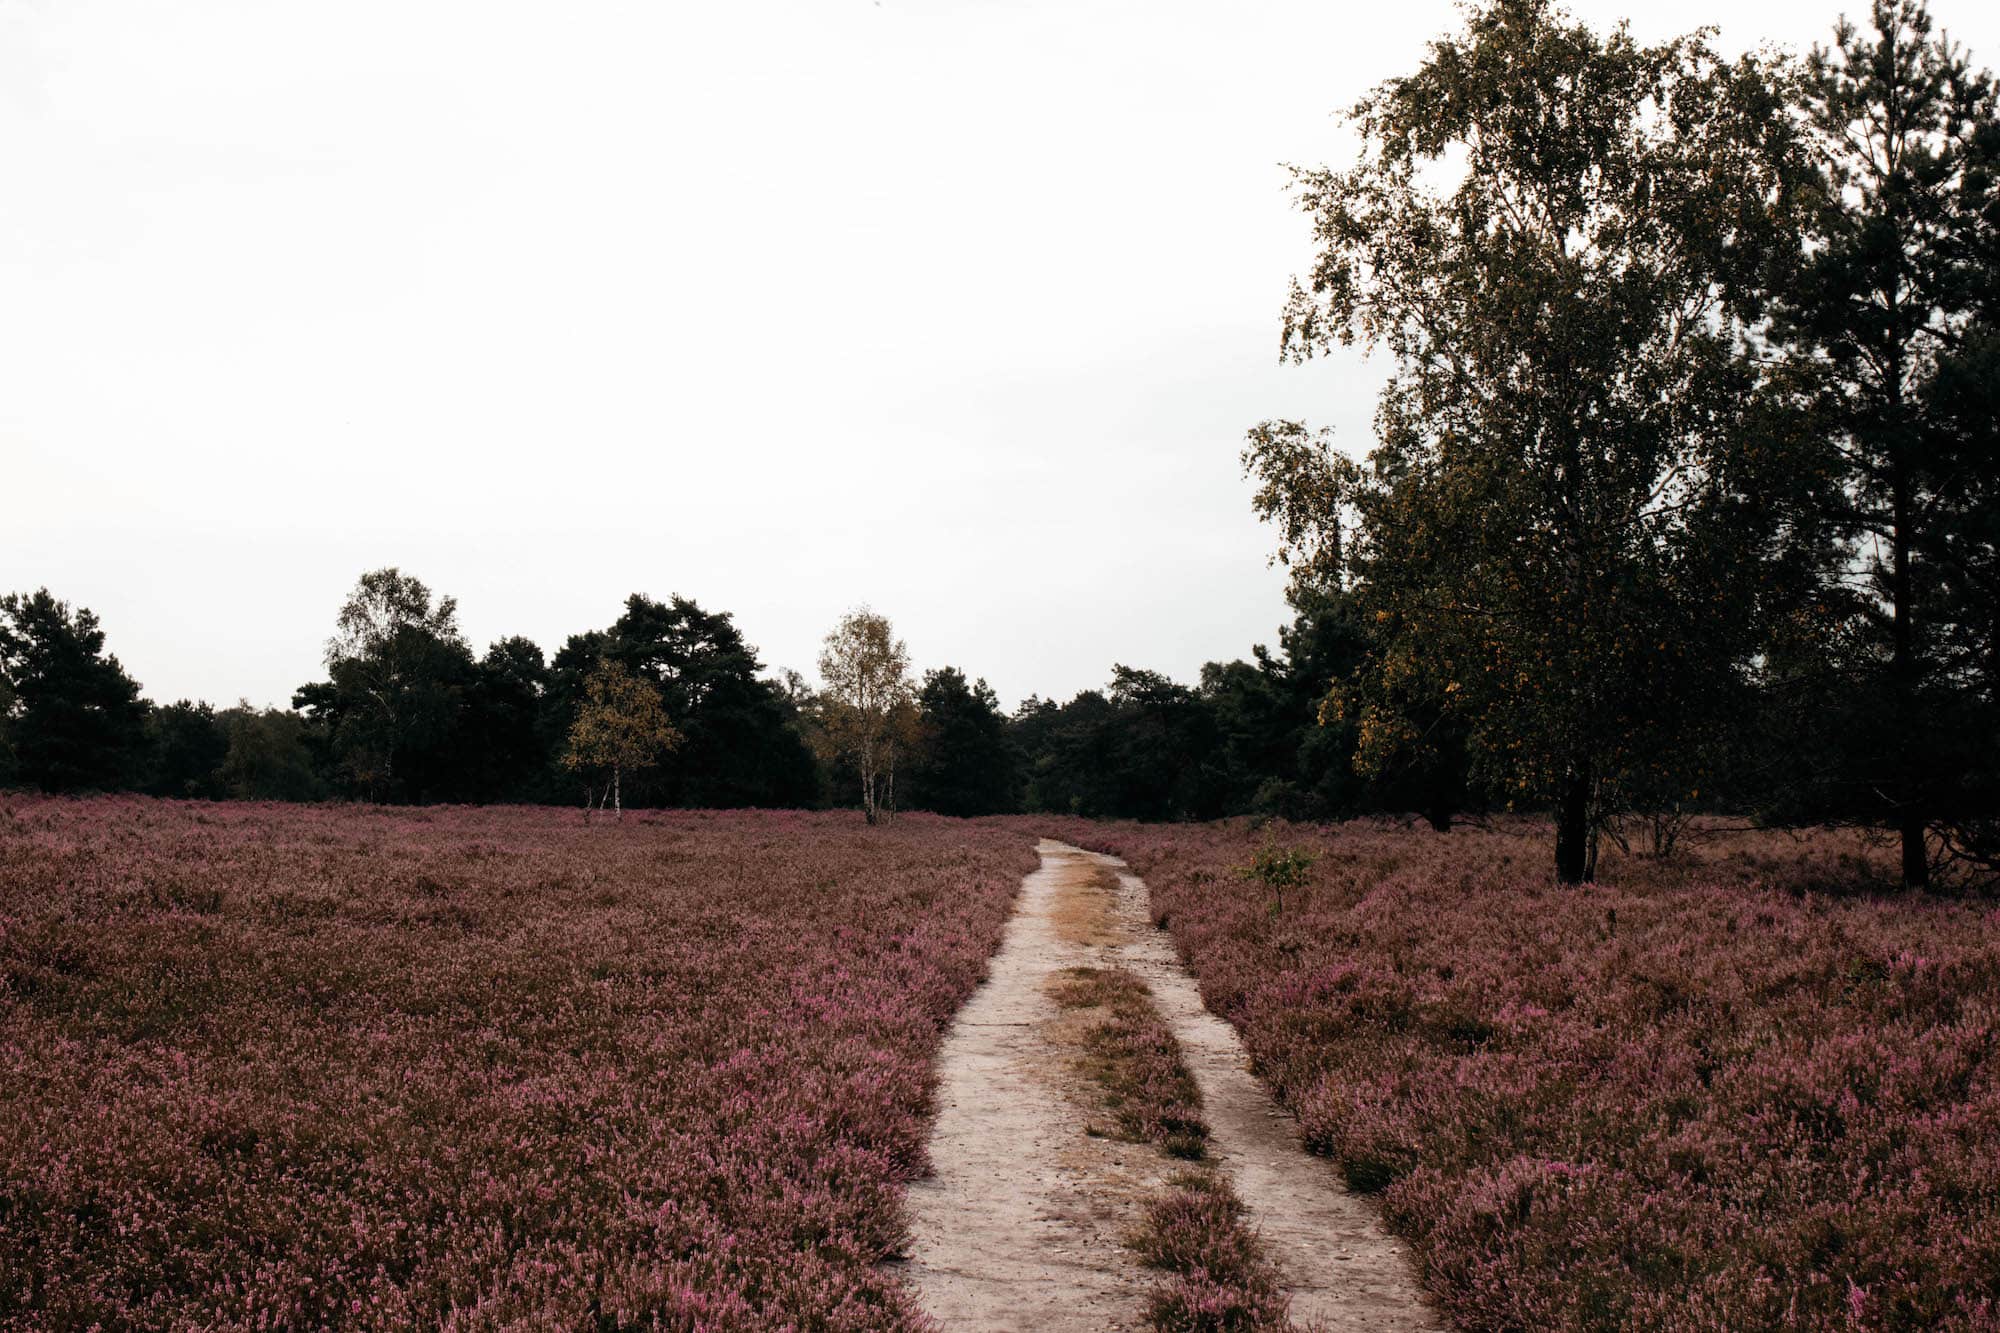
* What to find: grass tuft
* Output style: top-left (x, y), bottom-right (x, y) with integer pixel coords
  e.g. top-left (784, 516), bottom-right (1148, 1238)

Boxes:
top-left (1048, 966), bottom-right (1209, 1158)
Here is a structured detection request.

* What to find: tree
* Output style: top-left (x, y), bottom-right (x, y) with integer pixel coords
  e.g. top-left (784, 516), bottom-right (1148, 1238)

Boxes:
top-left (1258, 0), bottom-right (1806, 881)
top-left (541, 629), bottom-right (613, 802)
top-left (540, 596), bottom-right (817, 810)
top-left (0, 670), bottom-right (13, 788)
top-left (1006, 671), bottom-right (1230, 822)
top-left (461, 637), bottom-right (549, 803)
top-left (599, 595), bottom-right (818, 809)
top-left (815, 609), bottom-right (917, 824)
top-left (561, 658), bottom-right (681, 817)
top-left (217, 705), bottom-right (328, 802)
top-left (146, 700), bottom-right (229, 799)
top-left (294, 568), bottom-right (473, 802)
top-left (0, 589), bottom-right (150, 792)
top-left (1244, 428), bottom-right (1475, 829)
top-left (1199, 588), bottom-right (1467, 824)
top-left (1011, 689), bottom-right (1123, 817)
top-left (1105, 666), bottom-right (1224, 821)
top-left (908, 667), bottom-right (1017, 815)
top-left (1237, 844), bottom-right (1316, 916)
top-left (1765, 0), bottom-right (2000, 886)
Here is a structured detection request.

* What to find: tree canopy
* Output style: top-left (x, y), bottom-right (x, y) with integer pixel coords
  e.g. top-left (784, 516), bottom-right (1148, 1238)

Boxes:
top-left (1255, 0), bottom-right (1811, 880)
top-left (814, 609), bottom-right (918, 825)
top-left (562, 658), bottom-right (681, 816)
top-left (295, 568), bottom-right (475, 803)
top-left (906, 667), bottom-right (1016, 817)
top-left (0, 589), bottom-right (150, 793)
top-left (1762, 0), bottom-right (2000, 884)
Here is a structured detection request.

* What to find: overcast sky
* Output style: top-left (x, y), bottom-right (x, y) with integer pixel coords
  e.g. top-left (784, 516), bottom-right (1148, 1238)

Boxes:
top-left (5, 1), bottom-right (1996, 711)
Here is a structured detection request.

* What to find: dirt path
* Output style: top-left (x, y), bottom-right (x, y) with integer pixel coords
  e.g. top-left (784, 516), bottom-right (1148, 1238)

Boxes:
top-left (901, 839), bottom-right (1439, 1331)
top-left (899, 839), bottom-right (1165, 1329)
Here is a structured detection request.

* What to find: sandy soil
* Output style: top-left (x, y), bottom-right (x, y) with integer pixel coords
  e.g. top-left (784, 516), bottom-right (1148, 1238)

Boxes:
top-left (899, 841), bottom-right (1168, 1330)
top-left (899, 839), bottom-right (1440, 1331)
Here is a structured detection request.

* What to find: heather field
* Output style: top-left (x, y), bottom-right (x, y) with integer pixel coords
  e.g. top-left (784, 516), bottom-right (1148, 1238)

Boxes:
top-left (11, 798), bottom-right (1998, 1332)
top-left (0, 797), bottom-right (1033, 1330)
top-left (1044, 817), bottom-right (2000, 1331)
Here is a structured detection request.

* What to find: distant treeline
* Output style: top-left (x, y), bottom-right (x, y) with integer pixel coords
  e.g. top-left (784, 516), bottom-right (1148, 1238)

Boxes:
top-left (0, 540), bottom-right (1992, 866)
top-left (0, 577), bottom-right (1435, 823)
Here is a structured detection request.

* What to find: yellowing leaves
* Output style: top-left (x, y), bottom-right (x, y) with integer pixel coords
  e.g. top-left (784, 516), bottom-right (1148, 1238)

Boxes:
top-left (562, 659), bottom-right (681, 776)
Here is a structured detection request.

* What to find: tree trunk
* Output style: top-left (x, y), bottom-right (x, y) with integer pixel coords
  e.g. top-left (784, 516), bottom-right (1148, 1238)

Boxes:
top-left (1900, 808), bottom-right (1927, 886)
top-left (1887, 361), bottom-right (1929, 890)
top-left (1891, 526), bottom-right (1928, 889)
top-left (860, 740), bottom-right (881, 825)
top-left (1555, 762), bottom-right (1594, 884)
top-left (614, 764), bottom-right (622, 821)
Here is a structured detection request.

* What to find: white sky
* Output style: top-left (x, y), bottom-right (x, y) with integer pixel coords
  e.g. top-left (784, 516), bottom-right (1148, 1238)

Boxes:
top-left (6, 1), bottom-right (1996, 710)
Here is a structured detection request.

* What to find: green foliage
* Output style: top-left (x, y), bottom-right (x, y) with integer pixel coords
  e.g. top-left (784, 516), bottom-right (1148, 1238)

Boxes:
top-left (1258, 0), bottom-right (1811, 880)
top-left (459, 636), bottom-right (550, 803)
top-left (1236, 844), bottom-right (1315, 914)
top-left (294, 568), bottom-right (475, 803)
top-left (547, 595), bottom-right (818, 810)
top-left (813, 608), bottom-right (920, 824)
top-left (1013, 669), bottom-right (1229, 822)
top-left (0, 589), bottom-right (150, 793)
top-left (1761, 0), bottom-right (2000, 885)
top-left (0, 673), bottom-right (13, 789)
top-left (217, 706), bottom-right (326, 802)
top-left (907, 667), bottom-right (1017, 816)
top-left (561, 658), bottom-right (681, 815)
top-left (1104, 666), bottom-right (1222, 822)
top-left (1012, 681), bottom-right (1211, 822)
top-left (1008, 592), bottom-right (1469, 825)
top-left (145, 701), bottom-right (229, 799)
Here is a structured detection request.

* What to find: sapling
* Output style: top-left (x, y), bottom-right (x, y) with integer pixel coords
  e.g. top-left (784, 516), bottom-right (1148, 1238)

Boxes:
top-left (1237, 844), bottom-right (1315, 915)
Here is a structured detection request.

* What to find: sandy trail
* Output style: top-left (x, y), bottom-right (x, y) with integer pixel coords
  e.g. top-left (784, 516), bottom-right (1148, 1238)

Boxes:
top-left (899, 839), bottom-right (1165, 1330)
top-left (900, 839), bottom-right (1439, 1331)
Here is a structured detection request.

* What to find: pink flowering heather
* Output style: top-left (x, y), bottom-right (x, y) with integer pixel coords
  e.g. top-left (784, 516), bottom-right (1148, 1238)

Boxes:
top-left (0, 796), bottom-right (1034, 1330)
top-left (1033, 817), bottom-right (2000, 1332)
top-left (1132, 1172), bottom-right (1291, 1333)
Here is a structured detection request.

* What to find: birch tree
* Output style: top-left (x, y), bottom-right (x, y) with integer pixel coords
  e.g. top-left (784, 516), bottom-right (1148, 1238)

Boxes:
top-left (1258, 0), bottom-right (1808, 882)
top-left (561, 658), bottom-right (680, 818)
top-left (815, 609), bottom-right (918, 824)
top-left (302, 568), bottom-right (471, 801)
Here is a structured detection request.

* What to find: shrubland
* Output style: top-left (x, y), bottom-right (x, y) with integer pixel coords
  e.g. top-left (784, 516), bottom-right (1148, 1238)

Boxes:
top-left (1046, 817), bottom-right (2000, 1331)
top-left (0, 797), bottom-right (1032, 1330)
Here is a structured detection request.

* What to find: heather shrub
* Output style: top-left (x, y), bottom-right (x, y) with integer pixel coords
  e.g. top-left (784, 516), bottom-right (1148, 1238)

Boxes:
top-left (1046, 816), bottom-right (2000, 1332)
top-left (0, 797), bottom-right (1035, 1330)
top-left (1133, 1173), bottom-right (1292, 1332)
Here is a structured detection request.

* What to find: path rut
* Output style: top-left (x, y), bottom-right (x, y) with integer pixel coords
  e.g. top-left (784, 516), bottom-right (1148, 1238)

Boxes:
top-left (900, 839), bottom-right (1440, 1331)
